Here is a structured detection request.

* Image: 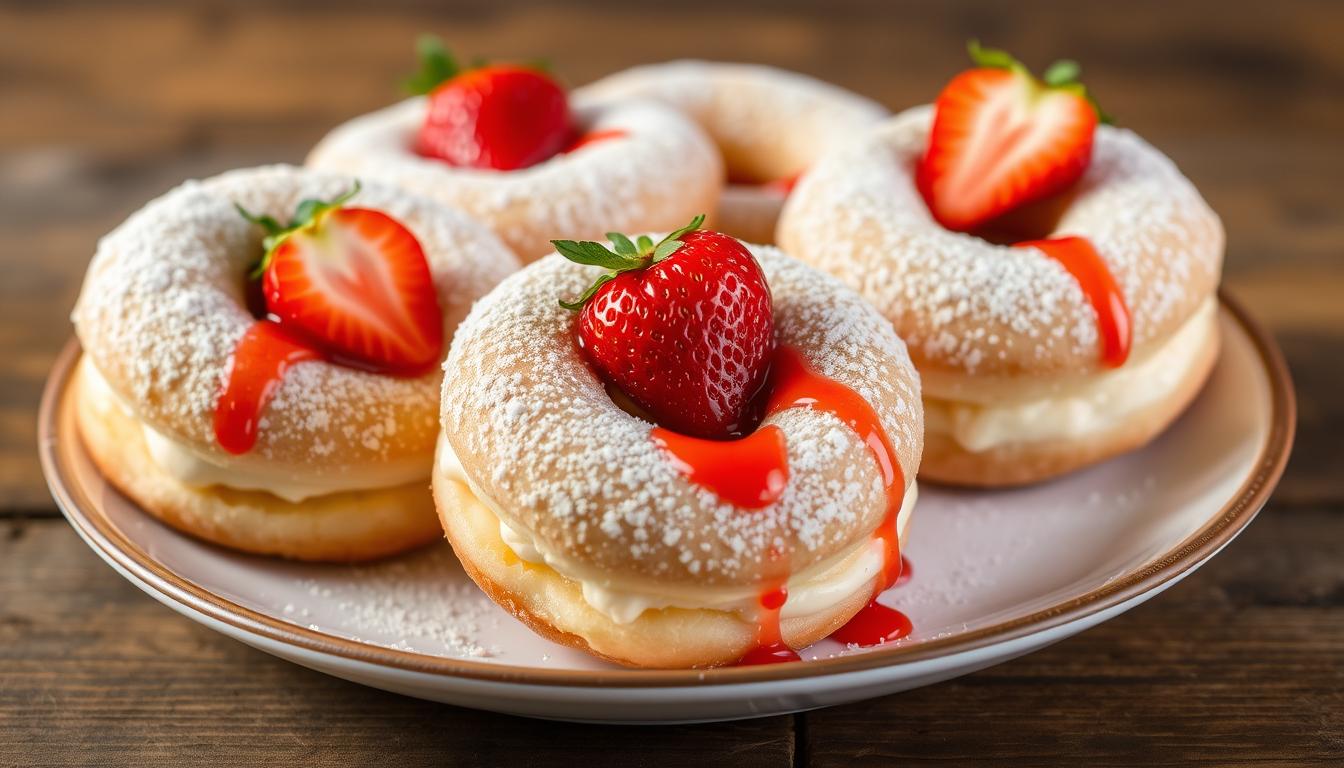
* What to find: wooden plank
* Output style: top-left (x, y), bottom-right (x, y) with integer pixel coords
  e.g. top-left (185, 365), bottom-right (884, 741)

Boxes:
top-left (3, 503), bottom-right (1340, 765)
top-left (803, 499), bottom-right (1344, 767)
top-left (0, 518), bottom-right (797, 767)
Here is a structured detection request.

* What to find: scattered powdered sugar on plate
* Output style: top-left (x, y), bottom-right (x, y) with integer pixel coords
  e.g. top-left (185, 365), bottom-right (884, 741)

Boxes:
top-left (291, 544), bottom-right (501, 658)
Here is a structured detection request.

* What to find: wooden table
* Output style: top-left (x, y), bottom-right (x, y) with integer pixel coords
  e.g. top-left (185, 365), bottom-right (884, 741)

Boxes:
top-left (2, 1), bottom-right (1341, 764)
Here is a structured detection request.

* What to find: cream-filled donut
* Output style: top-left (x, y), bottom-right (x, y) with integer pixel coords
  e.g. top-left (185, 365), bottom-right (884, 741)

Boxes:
top-left (435, 245), bottom-right (923, 668)
top-left (778, 105), bottom-right (1224, 486)
top-left (306, 94), bottom-right (722, 262)
top-left (575, 61), bottom-right (888, 244)
top-left (72, 165), bottom-right (520, 561)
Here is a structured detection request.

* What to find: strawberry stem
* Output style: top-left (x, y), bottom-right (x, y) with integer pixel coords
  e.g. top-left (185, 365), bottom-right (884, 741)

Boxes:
top-left (554, 214), bottom-right (706, 310)
top-left (403, 35), bottom-right (461, 95)
top-left (964, 40), bottom-right (1112, 125)
top-left (402, 37), bottom-right (554, 96)
top-left (237, 181), bottom-right (361, 279)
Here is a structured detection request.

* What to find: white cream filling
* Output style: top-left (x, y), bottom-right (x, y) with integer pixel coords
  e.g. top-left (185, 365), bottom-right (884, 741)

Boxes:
top-left (924, 298), bottom-right (1218, 453)
top-left (436, 433), bottom-right (917, 625)
top-left (80, 357), bottom-right (428, 502)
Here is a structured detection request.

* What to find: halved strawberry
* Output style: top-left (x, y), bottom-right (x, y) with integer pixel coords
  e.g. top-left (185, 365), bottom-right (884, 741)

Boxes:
top-left (554, 216), bottom-right (775, 439)
top-left (404, 36), bottom-right (572, 171)
top-left (237, 184), bottom-right (444, 376)
top-left (916, 42), bottom-right (1108, 232)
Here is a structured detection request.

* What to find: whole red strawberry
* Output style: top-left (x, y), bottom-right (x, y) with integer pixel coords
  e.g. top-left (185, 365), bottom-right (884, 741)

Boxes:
top-left (237, 183), bottom-right (444, 376)
top-left (917, 41), bottom-right (1109, 232)
top-left (404, 36), bottom-right (571, 171)
top-left (555, 216), bottom-right (775, 439)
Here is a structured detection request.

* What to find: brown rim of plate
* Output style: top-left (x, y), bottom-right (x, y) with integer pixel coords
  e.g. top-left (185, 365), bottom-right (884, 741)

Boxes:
top-left (38, 290), bottom-right (1295, 688)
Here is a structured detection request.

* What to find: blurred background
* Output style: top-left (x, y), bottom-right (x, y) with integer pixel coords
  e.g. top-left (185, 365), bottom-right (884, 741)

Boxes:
top-left (2, 1), bottom-right (1340, 763)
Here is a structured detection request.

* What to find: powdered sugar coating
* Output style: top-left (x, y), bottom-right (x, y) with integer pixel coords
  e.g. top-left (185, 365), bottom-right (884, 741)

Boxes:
top-left (306, 95), bottom-right (722, 261)
top-left (575, 60), bottom-right (889, 182)
top-left (778, 105), bottom-right (1224, 377)
top-left (72, 165), bottom-right (520, 476)
top-left (440, 247), bottom-right (922, 588)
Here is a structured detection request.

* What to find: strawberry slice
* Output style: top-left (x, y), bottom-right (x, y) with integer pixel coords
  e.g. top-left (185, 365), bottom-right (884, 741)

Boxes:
top-left (554, 216), bottom-right (775, 439)
top-left (404, 36), bottom-right (572, 171)
top-left (237, 184), bottom-right (443, 376)
top-left (917, 41), bottom-right (1108, 232)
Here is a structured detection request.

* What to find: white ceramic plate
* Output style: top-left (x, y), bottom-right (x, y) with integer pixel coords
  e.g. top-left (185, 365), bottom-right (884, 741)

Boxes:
top-left (39, 294), bottom-right (1293, 724)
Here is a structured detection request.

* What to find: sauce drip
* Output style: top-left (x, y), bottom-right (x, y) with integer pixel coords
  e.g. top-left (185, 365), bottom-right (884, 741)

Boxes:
top-left (765, 345), bottom-right (906, 595)
top-left (647, 345), bottom-right (910, 663)
top-left (1014, 236), bottom-right (1132, 367)
top-left (893, 555), bottom-right (913, 588)
top-left (663, 344), bottom-right (907, 664)
top-left (735, 583), bottom-right (801, 666)
top-left (650, 425), bottom-right (789, 509)
top-left (213, 321), bottom-right (320, 455)
top-left (831, 600), bottom-right (913, 646)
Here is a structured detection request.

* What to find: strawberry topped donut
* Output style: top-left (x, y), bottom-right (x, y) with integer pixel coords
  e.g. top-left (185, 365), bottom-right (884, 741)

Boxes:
top-left (307, 38), bottom-right (721, 261)
top-left (435, 217), bottom-right (924, 668)
top-left (576, 61), bottom-right (888, 244)
top-left (779, 44), bottom-right (1224, 487)
top-left (72, 165), bottom-right (520, 561)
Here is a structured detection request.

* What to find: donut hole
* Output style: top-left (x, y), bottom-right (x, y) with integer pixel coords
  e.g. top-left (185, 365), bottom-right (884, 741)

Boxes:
top-left (722, 148), bottom-right (803, 188)
top-left (242, 271), bottom-right (269, 320)
top-left (601, 374), bottom-right (772, 440)
top-left (970, 188), bottom-right (1079, 245)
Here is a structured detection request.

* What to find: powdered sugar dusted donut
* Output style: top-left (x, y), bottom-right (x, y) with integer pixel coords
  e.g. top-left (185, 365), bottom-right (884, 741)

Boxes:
top-left (435, 246), bottom-right (923, 668)
top-left (306, 95), bottom-right (721, 261)
top-left (72, 165), bottom-right (520, 560)
top-left (778, 106), bottom-right (1224, 486)
top-left (576, 61), bottom-right (888, 244)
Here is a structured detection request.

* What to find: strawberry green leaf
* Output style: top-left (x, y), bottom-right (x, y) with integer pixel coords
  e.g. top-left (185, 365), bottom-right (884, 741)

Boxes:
top-left (658, 214), bottom-right (706, 248)
top-left (555, 214), bottom-right (709, 310)
top-left (559, 273), bottom-right (617, 311)
top-left (289, 182), bottom-right (361, 229)
top-left (967, 40), bottom-right (1023, 71)
top-left (651, 239), bottom-right (684, 263)
top-left (234, 204), bottom-right (284, 237)
top-left (966, 42), bottom-right (1114, 125)
top-left (1042, 59), bottom-right (1081, 87)
top-left (551, 240), bottom-right (637, 270)
top-left (238, 181), bottom-right (362, 279)
top-left (607, 232), bottom-right (638, 258)
top-left (403, 35), bottom-right (460, 95)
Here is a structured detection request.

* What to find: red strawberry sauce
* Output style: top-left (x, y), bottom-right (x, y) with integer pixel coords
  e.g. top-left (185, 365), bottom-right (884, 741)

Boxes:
top-left (1014, 236), bottom-right (1132, 367)
top-left (650, 425), bottom-right (789, 509)
top-left (735, 582), bottom-right (802, 665)
top-left (213, 321), bottom-right (320, 455)
top-left (649, 344), bottom-right (914, 664)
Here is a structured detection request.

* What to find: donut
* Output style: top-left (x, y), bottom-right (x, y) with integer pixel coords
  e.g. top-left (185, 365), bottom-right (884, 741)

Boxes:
top-left (435, 243), bottom-right (923, 668)
top-left (306, 94), bottom-right (722, 262)
top-left (575, 60), bottom-right (888, 244)
top-left (778, 105), bottom-right (1224, 486)
top-left (71, 165), bottom-right (521, 561)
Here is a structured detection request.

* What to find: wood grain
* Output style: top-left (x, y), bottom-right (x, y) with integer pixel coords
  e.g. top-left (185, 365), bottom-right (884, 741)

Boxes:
top-left (0, 519), bottom-right (797, 767)
top-left (1, 0), bottom-right (1341, 764)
